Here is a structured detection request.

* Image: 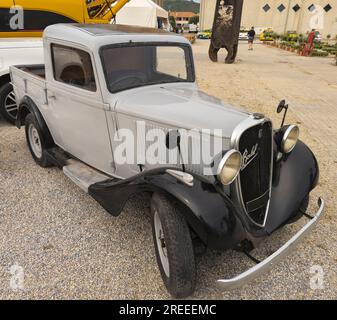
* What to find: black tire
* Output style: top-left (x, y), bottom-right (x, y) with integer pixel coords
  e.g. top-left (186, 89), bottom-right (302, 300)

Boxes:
top-left (151, 193), bottom-right (196, 298)
top-left (0, 83), bottom-right (17, 124)
top-left (25, 113), bottom-right (52, 167)
top-left (288, 195), bottom-right (310, 224)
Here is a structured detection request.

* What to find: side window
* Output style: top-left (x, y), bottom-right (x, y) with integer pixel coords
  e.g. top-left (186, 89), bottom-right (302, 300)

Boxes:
top-left (155, 46), bottom-right (187, 80)
top-left (51, 44), bottom-right (97, 92)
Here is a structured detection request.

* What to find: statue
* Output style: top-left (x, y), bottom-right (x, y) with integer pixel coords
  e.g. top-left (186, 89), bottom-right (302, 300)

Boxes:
top-left (209, 0), bottom-right (244, 64)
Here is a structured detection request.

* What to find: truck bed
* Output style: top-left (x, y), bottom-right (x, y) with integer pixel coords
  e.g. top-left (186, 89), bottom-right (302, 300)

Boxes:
top-left (10, 65), bottom-right (47, 107)
top-left (17, 65), bottom-right (46, 79)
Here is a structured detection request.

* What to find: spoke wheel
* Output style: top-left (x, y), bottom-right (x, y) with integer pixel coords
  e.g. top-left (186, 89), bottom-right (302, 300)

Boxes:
top-left (0, 83), bottom-right (18, 124)
top-left (4, 90), bottom-right (18, 120)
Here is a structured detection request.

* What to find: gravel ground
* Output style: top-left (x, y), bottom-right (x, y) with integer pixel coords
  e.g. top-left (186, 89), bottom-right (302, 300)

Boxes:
top-left (0, 41), bottom-right (336, 300)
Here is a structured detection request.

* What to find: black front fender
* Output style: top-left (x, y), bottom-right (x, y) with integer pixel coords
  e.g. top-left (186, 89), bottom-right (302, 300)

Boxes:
top-left (266, 140), bottom-right (319, 233)
top-left (89, 172), bottom-right (246, 250)
top-left (147, 174), bottom-right (246, 249)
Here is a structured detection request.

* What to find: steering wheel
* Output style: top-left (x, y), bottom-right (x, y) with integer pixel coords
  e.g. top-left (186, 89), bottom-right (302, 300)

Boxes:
top-left (109, 74), bottom-right (147, 90)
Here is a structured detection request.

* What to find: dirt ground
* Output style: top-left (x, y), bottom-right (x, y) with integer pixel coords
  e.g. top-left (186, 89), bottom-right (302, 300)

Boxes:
top-left (0, 40), bottom-right (336, 300)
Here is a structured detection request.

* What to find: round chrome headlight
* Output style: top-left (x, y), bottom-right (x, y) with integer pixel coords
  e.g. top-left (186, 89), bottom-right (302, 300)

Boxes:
top-left (281, 125), bottom-right (299, 154)
top-left (217, 150), bottom-right (242, 185)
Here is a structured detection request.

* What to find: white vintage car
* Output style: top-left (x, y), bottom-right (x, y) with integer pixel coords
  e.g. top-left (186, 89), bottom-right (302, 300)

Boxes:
top-left (0, 38), bottom-right (43, 123)
top-left (10, 24), bottom-right (324, 298)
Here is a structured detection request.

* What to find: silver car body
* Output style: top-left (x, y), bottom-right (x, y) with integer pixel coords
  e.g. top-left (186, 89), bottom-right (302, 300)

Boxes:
top-left (11, 24), bottom-right (251, 179)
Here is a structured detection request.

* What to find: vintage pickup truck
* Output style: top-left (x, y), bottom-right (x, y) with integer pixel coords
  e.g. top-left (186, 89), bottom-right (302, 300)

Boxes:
top-left (10, 24), bottom-right (324, 298)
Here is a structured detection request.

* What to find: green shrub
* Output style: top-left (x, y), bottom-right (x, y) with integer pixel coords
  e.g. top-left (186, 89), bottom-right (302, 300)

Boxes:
top-left (298, 34), bottom-right (306, 44)
top-left (272, 32), bottom-right (280, 40)
top-left (311, 49), bottom-right (329, 57)
top-left (281, 34), bottom-right (288, 41)
top-left (322, 46), bottom-right (337, 55)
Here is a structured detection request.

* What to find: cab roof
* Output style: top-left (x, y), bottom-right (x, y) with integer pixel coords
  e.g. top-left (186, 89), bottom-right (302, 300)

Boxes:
top-left (44, 24), bottom-right (190, 50)
top-left (73, 24), bottom-right (173, 36)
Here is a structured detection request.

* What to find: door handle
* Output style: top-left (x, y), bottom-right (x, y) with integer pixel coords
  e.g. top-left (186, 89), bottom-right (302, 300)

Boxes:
top-left (48, 95), bottom-right (56, 100)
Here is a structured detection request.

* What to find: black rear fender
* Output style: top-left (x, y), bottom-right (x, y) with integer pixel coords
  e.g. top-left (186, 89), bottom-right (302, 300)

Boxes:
top-left (16, 96), bottom-right (54, 147)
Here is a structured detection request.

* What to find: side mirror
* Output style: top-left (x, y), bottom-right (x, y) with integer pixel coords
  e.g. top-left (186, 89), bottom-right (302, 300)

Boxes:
top-left (277, 99), bottom-right (287, 114)
top-left (166, 130), bottom-right (181, 150)
top-left (277, 99), bottom-right (289, 127)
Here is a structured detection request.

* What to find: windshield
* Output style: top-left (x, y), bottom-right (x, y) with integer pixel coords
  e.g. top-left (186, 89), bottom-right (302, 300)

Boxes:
top-left (100, 43), bottom-right (195, 93)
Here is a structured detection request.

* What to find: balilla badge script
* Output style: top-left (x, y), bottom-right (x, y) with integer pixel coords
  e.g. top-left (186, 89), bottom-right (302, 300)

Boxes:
top-left (241, 144), bottom-right (259, 171)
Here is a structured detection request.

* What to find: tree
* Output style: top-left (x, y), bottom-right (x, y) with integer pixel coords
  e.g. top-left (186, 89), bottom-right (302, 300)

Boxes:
top-left (189, 15), bottom-right (199, 25)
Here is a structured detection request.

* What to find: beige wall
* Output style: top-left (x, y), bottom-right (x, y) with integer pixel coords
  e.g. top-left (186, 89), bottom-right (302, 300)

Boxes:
top-left (200, 0), bottom-right (217, 30)
top-left (200, 0), bottom-right (337, 38)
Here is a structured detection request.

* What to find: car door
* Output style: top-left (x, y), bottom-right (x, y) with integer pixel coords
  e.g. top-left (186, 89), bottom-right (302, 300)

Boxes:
top-left (46, 42), bottom-right (115, 175)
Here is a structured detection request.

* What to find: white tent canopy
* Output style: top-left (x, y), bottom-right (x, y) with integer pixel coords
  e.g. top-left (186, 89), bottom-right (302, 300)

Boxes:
top-left (116, 0), bottom-right (169, 29)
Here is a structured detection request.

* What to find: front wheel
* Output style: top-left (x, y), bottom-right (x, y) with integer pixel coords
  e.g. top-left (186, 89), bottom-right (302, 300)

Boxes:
top-left (0, 83), bottom-right (18, 124)
top-left (151, 193), bottom-right (196, 298)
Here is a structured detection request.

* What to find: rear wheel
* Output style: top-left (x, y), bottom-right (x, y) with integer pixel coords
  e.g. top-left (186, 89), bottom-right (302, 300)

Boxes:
top-left (151, 193), bottom-right (196, 298)
top-left (0, 83), bottom-right (18, 124)
top-left (25, 113), bottom-right (52, 167)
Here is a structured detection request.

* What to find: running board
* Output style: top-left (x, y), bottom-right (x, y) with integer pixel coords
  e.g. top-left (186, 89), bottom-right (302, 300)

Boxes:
top-left (63, 160), bottom-right (111, 193)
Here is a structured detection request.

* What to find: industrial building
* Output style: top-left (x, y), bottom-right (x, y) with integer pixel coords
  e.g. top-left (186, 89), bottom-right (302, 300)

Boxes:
top-left (200, 0), bottom-right (337, 37)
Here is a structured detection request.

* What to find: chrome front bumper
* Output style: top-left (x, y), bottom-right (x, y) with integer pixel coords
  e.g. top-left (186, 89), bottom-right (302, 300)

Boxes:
top-left (217, 198), bottom-right (325, 290)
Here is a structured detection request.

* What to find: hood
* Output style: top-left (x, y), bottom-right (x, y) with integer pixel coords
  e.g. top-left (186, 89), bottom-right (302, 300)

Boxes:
top-left (115, 84), bottom-right (250, 138)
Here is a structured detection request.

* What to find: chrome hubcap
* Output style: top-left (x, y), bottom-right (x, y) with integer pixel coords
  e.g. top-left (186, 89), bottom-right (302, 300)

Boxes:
top-left (154, 210), bottom-right (170, 277)
top-left (28, 124), bottom-right (42, 158)
top-left (4, 91), bottom-right (18, 119)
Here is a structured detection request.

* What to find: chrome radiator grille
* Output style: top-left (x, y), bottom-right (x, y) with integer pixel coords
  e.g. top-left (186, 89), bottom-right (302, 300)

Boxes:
top-left (238, 121), bottom-right (273, 226)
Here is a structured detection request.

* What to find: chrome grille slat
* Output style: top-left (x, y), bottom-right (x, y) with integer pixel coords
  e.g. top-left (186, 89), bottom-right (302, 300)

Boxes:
top-left (231, 117), bottom-right (273, 227)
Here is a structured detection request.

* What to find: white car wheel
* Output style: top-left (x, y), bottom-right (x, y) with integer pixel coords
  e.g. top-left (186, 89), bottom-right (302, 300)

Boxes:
top-left (28, 123), bottom-right (43, 159)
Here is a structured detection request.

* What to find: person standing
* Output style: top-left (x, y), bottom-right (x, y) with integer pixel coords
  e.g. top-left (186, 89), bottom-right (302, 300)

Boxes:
top-left (248, 26), bottom-right (256, 50)
top-left (302, 29), bottom-right (316, 56)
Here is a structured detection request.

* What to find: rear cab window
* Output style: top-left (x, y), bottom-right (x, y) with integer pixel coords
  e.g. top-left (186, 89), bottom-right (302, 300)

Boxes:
top-left (51, 44), bottom-right (97, 92)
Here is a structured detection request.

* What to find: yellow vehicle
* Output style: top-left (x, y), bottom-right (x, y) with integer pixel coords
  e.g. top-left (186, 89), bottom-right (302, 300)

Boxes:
top-left (286, 31), bottom-right (299, 42)
top-left (260, 28), bottom-right (274, 41)
top-left (197, 30), bottom-right (212, 40)
top-left (0, 0), bottom-right (130, 38)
